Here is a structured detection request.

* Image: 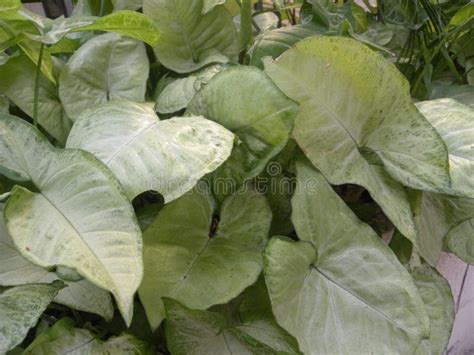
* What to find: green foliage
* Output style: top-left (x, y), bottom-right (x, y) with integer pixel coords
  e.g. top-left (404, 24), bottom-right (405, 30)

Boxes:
top-left (0, 0), bottom-right (472, 353)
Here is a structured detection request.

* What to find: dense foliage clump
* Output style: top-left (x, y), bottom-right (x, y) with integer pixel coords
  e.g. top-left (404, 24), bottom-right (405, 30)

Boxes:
top-left (0, 0), bottom-right (473, 353)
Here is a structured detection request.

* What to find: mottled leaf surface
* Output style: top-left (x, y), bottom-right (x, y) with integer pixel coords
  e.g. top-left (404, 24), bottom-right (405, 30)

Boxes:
top-left (416, 98), bottom-right (474, 198)
top-left (0, 206), bottom-right (113, 320)
top-left (0, 283), bottom-right (61, 353)
top-left (0, 114), bottom-right (142, 325)
top-left (412, 264), bottom-right (454, 355)
top-left (59, 33), bottom-right (148, 121)
top-left (264, 36), bottom-right (450, 251)
top-left (263, 160), bottom-right (429, 354)
top-left (139, 187), bottom-right (271, 329)
top-left (67, 99), bottom-right (234, 202)
top-left (187, 66), bottom-right (297, 197)
top-left (143, 0), bottom-right (238, 73)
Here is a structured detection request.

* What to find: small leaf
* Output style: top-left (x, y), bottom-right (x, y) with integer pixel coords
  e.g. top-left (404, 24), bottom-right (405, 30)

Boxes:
top-left (0, 282), bottom-right (62, 353)
top-left (143, 0), bottom-right (239, 73)
top-left (263, 159), bottom-right (429, 354)
top-left (66, 99), bottom-right (234, 202)
top-left (139, 187), bottom-right (271, 329)
top-left (0, 55), bottom-right (72, 144)
top-left (59, 33), bottom-right (149, 121)
top-left (0, 114), bottom-right (142, 325)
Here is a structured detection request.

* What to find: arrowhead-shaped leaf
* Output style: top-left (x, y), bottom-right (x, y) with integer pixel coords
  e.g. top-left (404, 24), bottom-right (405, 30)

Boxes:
top-left (263, 160), bottom-right (429, 354)
top-left (139, 187), bottom-right (271, 329)
top-left (66, 99), bottom-right (234, 202)
top-left (416, 98), bottom-right (474, 198)
top-left (59, 33), bottom-right (149, 121)
top-left (187, 66), bottom-right (298, 198)
top-left (143, 0), bottom-right (239, 73)
top-left (0, 207), bottom-right (113, 321)
top-left (264, 36), bottom-right (451, 249)
top-left (0, 114), bottom-right (142, 325)
top-left (0, 282), bottom-right (62, 353)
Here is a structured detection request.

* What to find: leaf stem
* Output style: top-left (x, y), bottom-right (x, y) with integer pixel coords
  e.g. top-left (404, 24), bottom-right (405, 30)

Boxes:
top-left (33, 43), bottom-right (44, 128)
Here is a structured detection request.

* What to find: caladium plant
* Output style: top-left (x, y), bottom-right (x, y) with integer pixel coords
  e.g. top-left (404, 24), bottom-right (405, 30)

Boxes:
top-left (0, 0), bottom-right (472, 354)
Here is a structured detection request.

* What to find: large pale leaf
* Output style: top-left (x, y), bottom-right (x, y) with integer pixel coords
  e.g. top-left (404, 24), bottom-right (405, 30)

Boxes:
top-left (187, 66), bottom-right (297, 198)
top-left (23, 318), bottom-right (152, 354)
top-left (66, 99), bottom-right (234, 202)
top-left (263, 160), bottom-right (429, 354)
top-left (416, 98), bottom-right (474, 198)
top-left (143, 0), bottom-right (239, 73)
top-left (155, 64), bottom-right (228, 114)
top-left (264, 36), bottom-right (450, 250)
top-left (164, 298), bottom-right (299, 355)
top-left (0, 282), bottom-right (62, 353)
top-left (0, 207), bottom-right (113, 320)
top-left (430, 84), bottom-right (474, 109)
top-left (59, 33), bottom-right (148, 121)
top-left (0, 55), bottom-right (71, 144)
top-left (411, 264), bottom-right (454, 355)
top-left (139, 187), bottom-right (271, 330)
top-left (0, 114), bottom-right (142, 325)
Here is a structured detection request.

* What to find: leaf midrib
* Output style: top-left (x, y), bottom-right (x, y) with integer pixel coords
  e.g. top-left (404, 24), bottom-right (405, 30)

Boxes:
top-left (310, 264), bottom-right (423, 339)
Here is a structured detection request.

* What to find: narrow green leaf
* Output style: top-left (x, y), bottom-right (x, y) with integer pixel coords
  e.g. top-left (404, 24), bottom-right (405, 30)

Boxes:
top-left (240, 0), bottom-right (252, 51)
top-left (139, 187), bottom-right (271, 329)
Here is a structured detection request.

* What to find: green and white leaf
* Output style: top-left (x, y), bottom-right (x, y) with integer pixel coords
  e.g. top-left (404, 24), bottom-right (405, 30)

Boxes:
top-left (66, 99), bottom-right (234, 202)
top-left (430, 84), bottom-right (474, 109)
top-left (264, 36), bottom-right (450, 253)
top-left (446, 218), bottom-right (474, 264)
top-left (416, 98), bottom-right (474, 198)
top-left (0, 114), bottom-right (142, 325)
top-left (59, 33), bottom-right (149, 121)
top-left (143, 0), bottom-right (239, 73)
top-left (155, 64), bottom-right (228, 114)
top-left (263, 160), bottom-right (430, 354)
top-left (0, 205), bottom-right (113, 320)
top-left (0, 55), bottom-right (72, 144)
top-left (164, 298), bottom-right (299, 355)
top-left (139, 187), bottom-right (271, 330)
top-left (249, 24), bottom-right (321, 68)
top-left (411, 264), bottom-right (454, 355)
top-left (23, 318), bottom-right (152, 354)
top-left (187, 66), bottom-right (297, 198)
top-left (0, 282), bottom-right (62, 354)
top-left (202, 0), bottom-right (225, 14)
top-left (410, 191), bottom-right (474, 266)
